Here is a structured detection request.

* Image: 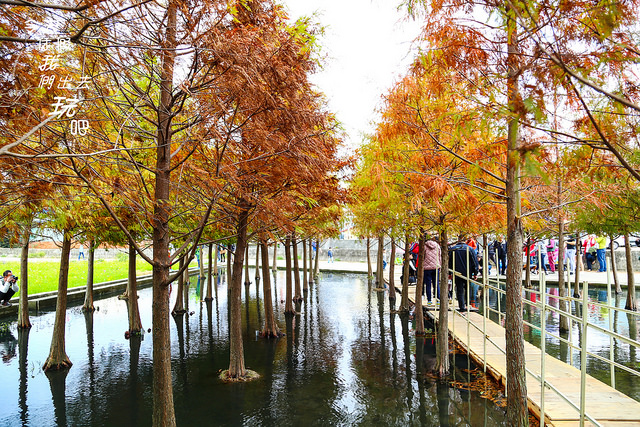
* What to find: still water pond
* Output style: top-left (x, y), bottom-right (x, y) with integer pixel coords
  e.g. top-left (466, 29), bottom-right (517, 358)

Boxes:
top-left (1, 272), bottom-right (507, 426)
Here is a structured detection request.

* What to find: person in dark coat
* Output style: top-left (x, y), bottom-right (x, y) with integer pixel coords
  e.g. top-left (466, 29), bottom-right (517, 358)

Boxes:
top-left (493, 238), bottom-right (507, 275)
top-left (448, 241), bottom-right (479, 311)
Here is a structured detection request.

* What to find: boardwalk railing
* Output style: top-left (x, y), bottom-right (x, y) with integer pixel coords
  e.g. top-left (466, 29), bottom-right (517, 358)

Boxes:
top-left (441, 249), bottom-right (640, 426)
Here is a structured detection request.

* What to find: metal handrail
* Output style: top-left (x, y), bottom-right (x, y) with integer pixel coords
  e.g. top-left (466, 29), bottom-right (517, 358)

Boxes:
top-left (446, 278), bottom-right (603, 426)
top-left (482, 277), bottom-right (640, 351)
top-left (483, 283), bottom-right (640, 379)
top-left (441, 249), bottom-right (640, 426)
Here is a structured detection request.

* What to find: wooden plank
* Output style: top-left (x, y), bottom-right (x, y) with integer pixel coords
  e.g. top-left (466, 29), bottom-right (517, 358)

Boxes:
top-left (402, 286), bottom-right (640, 426)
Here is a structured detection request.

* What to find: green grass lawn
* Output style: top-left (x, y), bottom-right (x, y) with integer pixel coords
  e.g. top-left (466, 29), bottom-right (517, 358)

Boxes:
top-left (4, 258), bottom-right (156, 296)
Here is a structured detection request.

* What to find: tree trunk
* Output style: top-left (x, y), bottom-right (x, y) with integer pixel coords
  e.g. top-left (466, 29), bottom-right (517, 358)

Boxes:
top-left (505, 7), bottom-right (529, 423)
top-left (213, 244), bottom-right (218, 275)
top-left (227, 203), bottom-right (250, 378)
top-left (260, 240), bottom-right (280, 337)
top-left (624, 233), bottom-right (637, 310)
top-left (389, 236), bottom-right (396, 300)
top-left (302, 238), bottom-right (308, 293)
top-left (313, 239), bottom-right (320, 279)
top-left (435, 226), bottom-right (450, 377)
top-left (172, 256), bottom-right (185, 314)
top-left (284, 236), bottom-right (295, 314)
top-left (610, 235), bottom-right (621, 293)
top-left (574, 233), bottom-right (582, 298)
top-left (127, 242), bottom-right (142, 334)
top-left (244, 244), bottom-right (250, 286)
top-left (151, 1), bottom-right (178, 423)
top-left (226, 244), bottom-right (232, 285)
top-left (199, 245), bottom-right (204, 280)
top-left (205, 243), bottom-right (213, 301)
top-left (292, 233), bottom-right (302, 302)
top-left (399, 234), bottom-right (411, 313)
top-left (272, 241), bottom-right (277, 273)
top-left (558, 216), bottom-right (569, 332)
top-left (376, 234), bottom-right (384, 286)
top-left (43, 229), bottom-right (73, 371)
top-left (308, 240), bottom-right (314, 285)
top-left (525, 235), bottom-right (531, 288)
top-left (182, 257), bottom-right (189, 312)
top-left (18, 225), bottom-right (31, 328)
top-left (255, 242), bottom-right (260, 283)
top-left (367, 237), bottom-right (373, 280)
top-left (415, 232), bottom-right (425, 336)
top-left (82, 240), bottom-right (95, 312)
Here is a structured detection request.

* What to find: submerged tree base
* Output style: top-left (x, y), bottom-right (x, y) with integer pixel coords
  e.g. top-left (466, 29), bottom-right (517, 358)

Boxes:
top-left (219, 369), bottom-right (260, 382)
top-left (260, 330), bottom-right (285, 339)
top-left (43, 358), bottom-right (72, 372)
top-left (124, 329), bottom-right (143, 339)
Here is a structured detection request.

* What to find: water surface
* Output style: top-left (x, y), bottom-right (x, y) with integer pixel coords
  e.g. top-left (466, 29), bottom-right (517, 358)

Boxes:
top-left (0, 271), bottom-right (507, 426)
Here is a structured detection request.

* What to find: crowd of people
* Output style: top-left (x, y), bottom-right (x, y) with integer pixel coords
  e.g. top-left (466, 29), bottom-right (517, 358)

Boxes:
top-left (398, 233), bottom-right (610, 312)
top-left (400, 236), bottom-right (479, 312)
top-left (520, 235), bottom-right (608, 275)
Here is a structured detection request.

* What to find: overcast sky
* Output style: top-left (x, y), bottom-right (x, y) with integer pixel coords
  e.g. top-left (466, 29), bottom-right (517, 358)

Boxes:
top-left (282, 0), bottom-right (423, 149)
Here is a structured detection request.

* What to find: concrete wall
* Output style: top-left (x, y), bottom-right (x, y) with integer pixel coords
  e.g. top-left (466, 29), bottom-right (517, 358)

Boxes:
top-left (613, 249), bottom-right (640, 272)
top-left (3, 239), bottom-right (639, 272)
top-left (243, 238), bottom-right (387, 264)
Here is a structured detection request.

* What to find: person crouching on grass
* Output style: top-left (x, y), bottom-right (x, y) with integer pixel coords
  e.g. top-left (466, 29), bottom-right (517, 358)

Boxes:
top-left (0, 270), bottom-right (19, 307)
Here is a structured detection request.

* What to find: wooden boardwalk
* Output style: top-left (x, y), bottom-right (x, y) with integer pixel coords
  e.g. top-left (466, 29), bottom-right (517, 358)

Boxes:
top-left (403, 284), bottom-right (640, 427)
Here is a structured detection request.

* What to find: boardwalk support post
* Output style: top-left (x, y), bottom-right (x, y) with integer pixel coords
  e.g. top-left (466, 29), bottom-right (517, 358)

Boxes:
top-left (580, 282), bottom-right (589, 425)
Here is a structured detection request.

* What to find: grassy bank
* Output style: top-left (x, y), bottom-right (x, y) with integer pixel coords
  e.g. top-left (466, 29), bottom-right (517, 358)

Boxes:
top-left (3, 258), bottom-right (156, 296)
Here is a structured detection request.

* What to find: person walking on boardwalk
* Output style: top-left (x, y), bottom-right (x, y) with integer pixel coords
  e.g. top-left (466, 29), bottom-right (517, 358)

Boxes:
top-left (565, 235), bottom-right (577, 274)
top-left (595, 235), bottom-right (607, 272)
top-left (493, 237), bottom-right (507, 275)
top-left (536, 239), bottom-right (548, 273)
top-left (422, 236), bottom-right (441, 307)
top-left (449, 240), bottom-right (479, 311)
top-left (546, 238), bottom-right (558, 272)
top-left (583, 234), bottom-right (597, 271)
top-left (487, 242), bottom-right (496, 275)
top-left (327, 247), bottom-right (334, 263)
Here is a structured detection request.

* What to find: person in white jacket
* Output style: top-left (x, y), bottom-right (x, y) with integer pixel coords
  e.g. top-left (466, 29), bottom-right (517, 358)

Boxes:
top-left (0, 270), bottom-right (19, 306)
